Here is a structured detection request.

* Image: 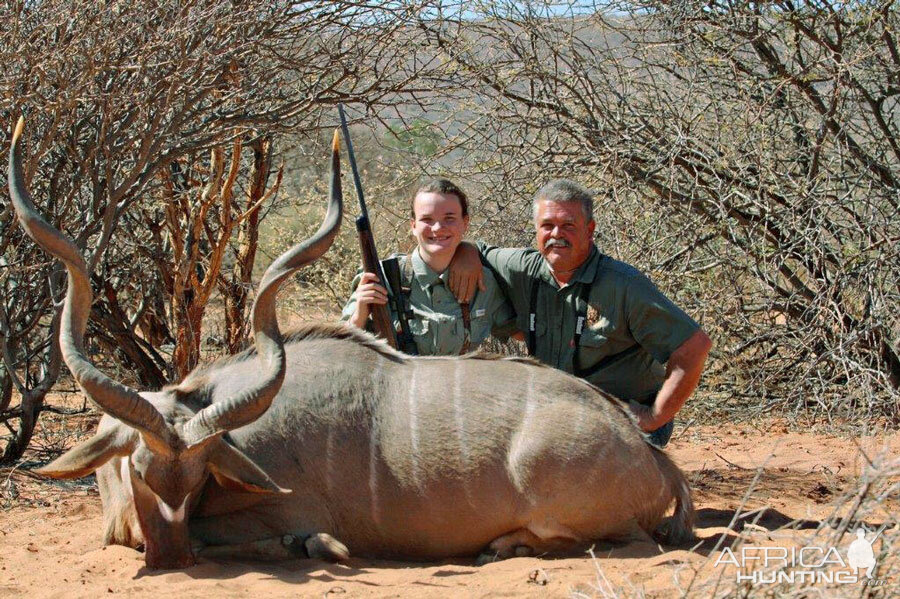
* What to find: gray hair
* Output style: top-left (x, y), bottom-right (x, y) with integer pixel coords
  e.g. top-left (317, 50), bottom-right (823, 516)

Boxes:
top-left (532, 179), bottom-right (594, 221)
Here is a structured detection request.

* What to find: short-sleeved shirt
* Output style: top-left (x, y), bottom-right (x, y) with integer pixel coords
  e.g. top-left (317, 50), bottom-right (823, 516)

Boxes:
top-left (341, 249), bottom-right (517, 356)
top-left (478, 242), bottom-right (700, 403)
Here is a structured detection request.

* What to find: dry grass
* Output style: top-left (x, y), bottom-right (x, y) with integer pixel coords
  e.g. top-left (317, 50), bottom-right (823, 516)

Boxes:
top-left (570, 448), bottom-right (899, 599)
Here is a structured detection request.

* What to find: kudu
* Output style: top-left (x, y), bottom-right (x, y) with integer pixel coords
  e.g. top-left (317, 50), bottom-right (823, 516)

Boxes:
top-left (10, 117), bottom-right (694, 570)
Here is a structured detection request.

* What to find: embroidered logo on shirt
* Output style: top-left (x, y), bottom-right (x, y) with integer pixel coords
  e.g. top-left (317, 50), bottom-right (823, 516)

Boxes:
top-left (474, 308), bottom-right (486, 317)
top-left (586, 305), bottom-right (601, 327)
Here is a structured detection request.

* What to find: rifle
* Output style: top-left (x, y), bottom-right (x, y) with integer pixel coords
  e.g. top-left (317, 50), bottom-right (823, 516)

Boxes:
top-left (337, 104), bottom-right (398, 349)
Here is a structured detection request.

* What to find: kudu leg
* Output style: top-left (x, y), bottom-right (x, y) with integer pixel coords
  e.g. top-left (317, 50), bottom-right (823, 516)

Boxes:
top-left (194, 532), bottom-right (348, 562)
top-left (476, 526), bottom-right (583, 565)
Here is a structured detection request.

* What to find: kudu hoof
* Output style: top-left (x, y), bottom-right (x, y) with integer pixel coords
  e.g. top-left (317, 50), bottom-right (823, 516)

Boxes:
top-left (476, 552), bottom-right (500, 566)
top-left (299, 532), bottom-right (350, 562)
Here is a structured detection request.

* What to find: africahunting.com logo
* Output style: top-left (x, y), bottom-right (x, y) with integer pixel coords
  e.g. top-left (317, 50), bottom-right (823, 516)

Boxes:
top-left (714, 528), bottom-right (887, 586)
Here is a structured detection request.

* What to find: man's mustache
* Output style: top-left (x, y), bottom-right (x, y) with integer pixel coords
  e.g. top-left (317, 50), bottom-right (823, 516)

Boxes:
top-left (545, 238), bottom-right (571, 248)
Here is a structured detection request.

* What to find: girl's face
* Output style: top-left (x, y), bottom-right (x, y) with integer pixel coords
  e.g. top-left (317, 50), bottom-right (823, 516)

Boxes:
top-left (410, 192), bottom-right (469, 258)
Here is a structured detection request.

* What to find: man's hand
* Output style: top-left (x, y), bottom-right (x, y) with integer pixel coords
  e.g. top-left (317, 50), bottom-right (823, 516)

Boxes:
top-left (348, 272), bottom-right (388, 329)
top-left (448, 241), bottom-right (486, 304)
top-left (627, 400), bottom-right (656, 431)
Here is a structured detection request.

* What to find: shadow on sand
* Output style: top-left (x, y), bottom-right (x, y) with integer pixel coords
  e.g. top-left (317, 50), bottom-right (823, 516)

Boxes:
top-left (134, 505), bottom-right (877, 583)
top-left (134, 554), bottom-right (482, 587)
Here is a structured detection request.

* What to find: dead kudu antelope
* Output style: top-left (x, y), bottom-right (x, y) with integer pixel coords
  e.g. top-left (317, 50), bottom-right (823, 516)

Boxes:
top-left (11, 118), bottom-right (693, 571)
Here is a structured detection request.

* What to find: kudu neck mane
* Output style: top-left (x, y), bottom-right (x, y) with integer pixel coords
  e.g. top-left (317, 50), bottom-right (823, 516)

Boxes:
top-left (172, 322), bottom-right (404, 393)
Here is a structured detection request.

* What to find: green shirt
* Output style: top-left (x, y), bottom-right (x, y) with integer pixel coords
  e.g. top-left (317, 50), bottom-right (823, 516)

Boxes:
top-left (342, 250), bottom-right (517, 356)
top-left (477, 242), bottom-right (700, 403)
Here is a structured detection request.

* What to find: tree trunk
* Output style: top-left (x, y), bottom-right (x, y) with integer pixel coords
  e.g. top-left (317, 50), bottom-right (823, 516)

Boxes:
top-left (1, 389), bottom-right (44, 464)
top-left (222, 135), bottom-right (270, 353)
top-left (92, 279), bottom-right (169, 387)
top-left (0, 369), bottom-right (11, 414)
top-left (0, 309), bottom-right (61, 465)
top-left (172, 295), bottom-right (205, 380)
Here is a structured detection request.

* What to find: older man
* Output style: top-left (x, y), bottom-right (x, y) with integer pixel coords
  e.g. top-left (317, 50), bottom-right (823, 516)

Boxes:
top-left (450, 179), bottom-right (711, 447)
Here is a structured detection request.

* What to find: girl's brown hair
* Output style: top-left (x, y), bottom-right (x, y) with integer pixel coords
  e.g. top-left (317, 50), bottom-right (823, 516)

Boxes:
top-left (412, 178), bottom-right (469, 218)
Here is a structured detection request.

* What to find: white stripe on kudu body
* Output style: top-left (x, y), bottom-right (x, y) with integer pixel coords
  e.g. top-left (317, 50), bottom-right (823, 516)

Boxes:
top-left (407, 362), bottom-right (422, 489)
top-left (367, 353), bottom-right (385, 530)
top-left (507, 369), bottom-right (536, 492)
top-left (452, 360), bottom-right (476, 508)
top-left (325, 422), bottom-right (336, 497)
top-left (370, 352), bottom-right (384, 381)
top-left (452, 360), bottom-right (468, 467)
top-left (368, 404), bottom-right (382, 530)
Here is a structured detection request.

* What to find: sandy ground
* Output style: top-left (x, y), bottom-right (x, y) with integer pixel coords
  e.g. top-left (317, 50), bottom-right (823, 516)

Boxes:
top-left (1, 422), bottom-right (897, 599)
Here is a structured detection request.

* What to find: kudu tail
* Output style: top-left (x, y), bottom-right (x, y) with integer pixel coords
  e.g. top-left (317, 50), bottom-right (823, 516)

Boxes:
top-left (650, 447), bottom-right (695, 545)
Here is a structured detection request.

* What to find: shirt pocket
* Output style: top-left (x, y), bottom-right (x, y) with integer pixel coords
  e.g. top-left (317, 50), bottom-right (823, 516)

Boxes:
top-left (521, 318), bottom-right (548, 355)
top-left (579, 326), bottom-right (608, 348)
top-left (408, 315), bottom-right (432, 355)
top-left (467, 308), bottom-right (492, 346)
top-left (577, 326), bottom-right (612, 368)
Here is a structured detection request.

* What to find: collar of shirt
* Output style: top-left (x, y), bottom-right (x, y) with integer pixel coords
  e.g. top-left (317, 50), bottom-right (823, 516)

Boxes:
top-left (411, 248), bottom-right (449, 291)
top-left (538, 244), bottom-right (603, 289)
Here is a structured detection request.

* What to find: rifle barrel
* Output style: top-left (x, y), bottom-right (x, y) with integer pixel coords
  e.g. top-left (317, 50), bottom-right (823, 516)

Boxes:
top-left (337, 103), bottom-right (369, 223)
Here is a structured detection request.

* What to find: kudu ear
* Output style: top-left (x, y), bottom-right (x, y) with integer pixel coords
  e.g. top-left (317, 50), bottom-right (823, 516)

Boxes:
top-left (206, 441), bottom-right (291, 495)
top-left (35, 424), bottom-right (136, 479)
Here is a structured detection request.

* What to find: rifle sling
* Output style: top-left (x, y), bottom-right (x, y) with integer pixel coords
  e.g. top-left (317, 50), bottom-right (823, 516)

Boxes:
top-left (383, 255), bottom-right (416, 355)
